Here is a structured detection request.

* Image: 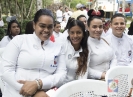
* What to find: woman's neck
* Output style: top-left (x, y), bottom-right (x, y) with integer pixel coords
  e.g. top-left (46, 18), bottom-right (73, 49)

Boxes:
top-left (72, 44), bottom-right (80, 51)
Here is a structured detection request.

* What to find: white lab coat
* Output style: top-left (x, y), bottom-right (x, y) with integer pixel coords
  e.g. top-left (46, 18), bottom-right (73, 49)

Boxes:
top-left (63, 40), bottom-right (89, 83)
top-left (105, 33), bottom-right (133, 66)
top-left (1, 33), bottom-right (66, 97)
top-left (0, 36), bottom-right (11, 48)
top-left (87, 36), bottom-right (117, 79)
top-left (56, 10), bottom-right (63, 23)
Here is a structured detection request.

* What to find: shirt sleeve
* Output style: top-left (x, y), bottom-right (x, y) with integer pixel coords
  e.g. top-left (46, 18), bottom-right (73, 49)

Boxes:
top-left (110, 52), bottom-right (118, 68)
top-left (0, 36), bottom-right (10, 48)
top-left (1, 36), bottom-right (23, 91)
top-left (41, 45), bottom-right (67, 89)
top-left (88, 67), bottom-right (103, 79)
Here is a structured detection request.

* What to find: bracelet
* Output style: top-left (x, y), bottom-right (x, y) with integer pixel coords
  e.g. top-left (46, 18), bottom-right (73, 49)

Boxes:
top-left (35, 79), bottom-right (41, 90)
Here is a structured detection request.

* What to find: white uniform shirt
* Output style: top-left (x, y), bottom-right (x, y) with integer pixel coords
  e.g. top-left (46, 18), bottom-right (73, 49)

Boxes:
top-left (0, 20), bottom-right (4, 27)
top-left (1, 33), bottom-right (66, 97)
top-left (64, 40), bottom-right (89, 83)
top-left (63, 11), bottom-right (73, 22)
top-left (56, 9), bottom-right (63, 22)
top-left (0, 36), bottom-right (11, 48)
top-left (53, 31), bottom-right (63, 43)
top-left (105, 33), bottom-right (133, 66)
top-left (88, 37), bottom-right (117, 79)
top-left (61, 21), bottom-right (67, 30)
top-left (61, 30), bottom-right (68, 40)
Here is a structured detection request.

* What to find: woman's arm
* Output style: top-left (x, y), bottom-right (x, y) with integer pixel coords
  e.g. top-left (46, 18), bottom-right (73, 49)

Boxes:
top-left (88, 67), bottom-right (104, 80)
top-left (109, 52), bottom-right (117, 68)
top-left (41, 45), bottom-right (67, 89)
top-left (1, 36), bottom-right (23, 91)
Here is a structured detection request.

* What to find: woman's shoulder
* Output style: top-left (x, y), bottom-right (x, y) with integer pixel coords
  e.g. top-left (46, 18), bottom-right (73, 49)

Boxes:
top-left (1, 36), bottom-right (9, 40)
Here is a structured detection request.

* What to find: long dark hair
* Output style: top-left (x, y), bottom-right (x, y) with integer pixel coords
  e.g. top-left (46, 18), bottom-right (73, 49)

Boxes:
top-left (7, 20), bottom-right (21, 39)
top-left (67, 19), bottom-right (88, 76)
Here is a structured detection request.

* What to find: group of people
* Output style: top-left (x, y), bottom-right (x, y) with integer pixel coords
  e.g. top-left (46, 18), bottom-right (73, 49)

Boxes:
top-left (0, 3), bottom-right (133, 97)
top-left (56, 3), bottom-right (88, 30)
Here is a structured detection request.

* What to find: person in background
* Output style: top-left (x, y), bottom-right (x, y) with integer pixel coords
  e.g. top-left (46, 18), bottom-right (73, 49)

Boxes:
top-left (56, 6), bottom-right (63, 23)
top-left (63, 7), bottom-right (73, 22)
top-left (61, 17), bottom-right (67, 30)
top-left (71, 3), bottom-right (86, 19)
top-left (77, 15), bottom-right (88, 31)
top-left (82, 5), bottom-right (88, 19)
top-left (105, 13), bottom-right (133, 66)
top-left (1, 9), bottom-right (66, 97)
top-left (52, 21), bottom-right (62, 42)
top-left (0, 18), bottom-right (4, 27)
top-left (25, 21), bottom-right (34, 34)
top-left (87, 10), bottom-right (117, 80)
top-left (61, 17), bottom-right (75, 41)
top-left (0, 20), bottom-right (21, 48)
top-left (62, 19), bottom-right (89, 83)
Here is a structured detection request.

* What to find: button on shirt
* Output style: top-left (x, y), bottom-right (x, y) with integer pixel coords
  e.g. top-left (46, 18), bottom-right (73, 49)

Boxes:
top-left (105, 33), bottom-right (133, 66)
top-left (1, 33), bottom-right (66, 97)
top-left (88, 37), bottom-right (117, 79)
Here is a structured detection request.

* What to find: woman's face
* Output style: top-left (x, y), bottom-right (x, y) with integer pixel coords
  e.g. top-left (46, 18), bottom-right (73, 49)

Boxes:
top-left (10, 23), bottom-right (20, 36)
top-left (110, 17), bottom-right (126, 38)
top-left (54, 24), bottom-right (61, 33)
top-left (33, 15), bottom-right (54, 41)
top-left (68, 25), bottom-right (83, 46)
top-left (79, 17), bottom-right (88, 29)
top-left (88, 18), bottom-right (103, 39)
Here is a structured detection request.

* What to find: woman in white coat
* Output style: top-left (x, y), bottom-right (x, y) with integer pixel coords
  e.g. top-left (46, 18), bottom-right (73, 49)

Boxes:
top-left (1, 9), bottom-right (66, 97)
top-left (62, 19), bottom-right (89, 83)
top-left (87, 10), bottom-right (117, 80)
top-left (0, 20), bottom-right (21, 48)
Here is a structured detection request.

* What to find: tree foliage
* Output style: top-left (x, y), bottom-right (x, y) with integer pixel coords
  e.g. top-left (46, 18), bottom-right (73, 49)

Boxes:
top-left (62, 0), bottom-right (88, 9)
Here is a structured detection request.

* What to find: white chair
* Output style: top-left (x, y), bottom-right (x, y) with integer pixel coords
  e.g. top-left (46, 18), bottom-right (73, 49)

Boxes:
top-left (53, 79), bottom-right (117, 97)
top-left (0, 47), bottom-right (5, 94)
top-left (105, 66), bottom-right (133, 96)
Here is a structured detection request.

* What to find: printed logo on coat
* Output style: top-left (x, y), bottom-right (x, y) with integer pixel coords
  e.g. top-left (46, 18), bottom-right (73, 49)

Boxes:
top-left (108, 79), bottom-right (118, 92)
top-left (128, 50), bottom-right (132, 56)
top-left (50, 56), bottom-right (58, 67)
top-left (68, 54), bottom-right (72, 59)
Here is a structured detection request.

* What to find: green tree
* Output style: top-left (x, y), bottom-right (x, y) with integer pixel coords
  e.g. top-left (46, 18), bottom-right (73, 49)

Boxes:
top-left (62, 0), bottom-right (88, 9)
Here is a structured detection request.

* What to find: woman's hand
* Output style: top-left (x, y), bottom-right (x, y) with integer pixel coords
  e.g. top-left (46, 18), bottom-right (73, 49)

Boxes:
top-left (101, 72), bottom-right (106, 80)
top-left (18, 80), bottom-right (38, 96)
top-left (33, 90), bottom-right (49, 97)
